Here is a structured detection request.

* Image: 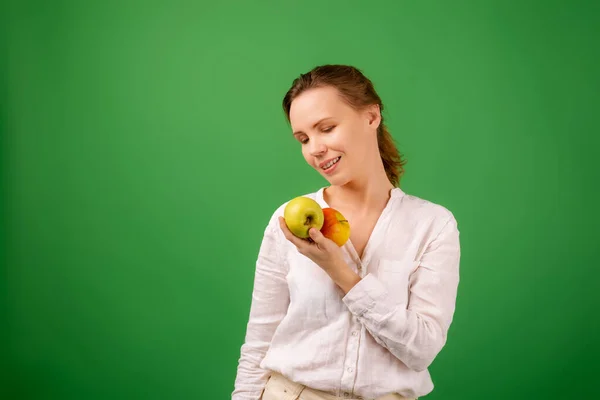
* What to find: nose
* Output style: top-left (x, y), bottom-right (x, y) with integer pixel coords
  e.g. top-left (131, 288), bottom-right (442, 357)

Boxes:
top-left (308, 138), bottom-right (327, 156)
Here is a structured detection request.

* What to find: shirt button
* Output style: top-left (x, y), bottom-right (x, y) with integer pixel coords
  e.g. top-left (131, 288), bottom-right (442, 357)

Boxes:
top-left (347, 367), bottom-right (353, 372)
top-left (357, 264), bottom-right (362, 270)
top-left (352, 331), bottom-right (358, 336)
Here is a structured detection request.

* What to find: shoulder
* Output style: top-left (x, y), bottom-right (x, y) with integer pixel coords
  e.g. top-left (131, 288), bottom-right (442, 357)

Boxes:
top-left (398, 190), bottom-right (455, 219)
top-left (395, 189), bottom-right (459, 233)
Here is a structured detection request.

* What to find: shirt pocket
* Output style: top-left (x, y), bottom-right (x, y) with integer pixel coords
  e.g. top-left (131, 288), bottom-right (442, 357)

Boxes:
top-left (377, 258), bottom-right (420, 305)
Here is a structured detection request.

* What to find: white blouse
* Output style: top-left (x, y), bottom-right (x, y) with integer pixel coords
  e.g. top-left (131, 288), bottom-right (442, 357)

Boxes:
top-left (232, 186), bottom-right (461, 399)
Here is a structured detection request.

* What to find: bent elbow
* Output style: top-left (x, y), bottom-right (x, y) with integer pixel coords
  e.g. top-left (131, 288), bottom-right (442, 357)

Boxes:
top-left (404, 321), bottom-right (448, 372)
top-left (407, 355), bottom-right (435, 372)
top-left (404, 343), bottom-right (444, 372)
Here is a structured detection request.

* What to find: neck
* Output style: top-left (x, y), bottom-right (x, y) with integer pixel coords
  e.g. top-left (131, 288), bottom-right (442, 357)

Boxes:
top-left (325, 162), bottom-right (395, 213)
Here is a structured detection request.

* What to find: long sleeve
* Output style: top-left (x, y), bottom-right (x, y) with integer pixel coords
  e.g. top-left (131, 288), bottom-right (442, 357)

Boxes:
top-left (232, 215), bottom-right (290, 400)
top-left (342, 215), bottom-right (461, 372)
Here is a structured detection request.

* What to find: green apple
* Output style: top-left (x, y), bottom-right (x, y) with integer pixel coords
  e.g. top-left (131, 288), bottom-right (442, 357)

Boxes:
top-left (283, 196), bottom-right (324, 239)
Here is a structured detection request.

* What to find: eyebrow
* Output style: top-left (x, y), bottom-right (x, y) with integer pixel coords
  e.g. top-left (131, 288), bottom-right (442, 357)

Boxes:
top-left (292, 117), bottom-right (333, 136)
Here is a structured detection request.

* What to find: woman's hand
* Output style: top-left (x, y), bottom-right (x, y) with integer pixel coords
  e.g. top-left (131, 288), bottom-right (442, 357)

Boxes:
top-left (278, 216), bottom-right (344, 271)
top-left (278, 217), bottom-right (361, 293)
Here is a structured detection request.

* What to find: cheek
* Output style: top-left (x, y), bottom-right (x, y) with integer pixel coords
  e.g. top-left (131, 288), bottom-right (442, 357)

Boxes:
top-left (345, 134), bottom-right (369, 158)
top-left (301, 147), bottom-right (313, 166)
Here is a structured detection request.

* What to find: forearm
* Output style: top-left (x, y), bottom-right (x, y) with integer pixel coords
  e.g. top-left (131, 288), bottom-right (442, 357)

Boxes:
top-left (233, 213), bottom-right (289, 398)
top-left (343, 274), bottom-right (454, 371)
top-left (327, 260), bottom-right (362, 294)
top-left (342, 215), bottom-right (461, 371)
top-left (232, 344), bottom-right (271, 399)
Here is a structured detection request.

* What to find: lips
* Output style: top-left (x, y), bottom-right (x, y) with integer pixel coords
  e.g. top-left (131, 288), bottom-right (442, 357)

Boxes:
top-left (319, 156), bottom-right (341, 169)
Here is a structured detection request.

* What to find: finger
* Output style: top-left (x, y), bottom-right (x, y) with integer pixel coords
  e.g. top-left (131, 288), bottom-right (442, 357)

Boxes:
top-left (278, 216), bottom-right (292, 239)
top-left (308, 227), bottom-right (327, 246)
top-left (278, 217), bottom-right (308, 248)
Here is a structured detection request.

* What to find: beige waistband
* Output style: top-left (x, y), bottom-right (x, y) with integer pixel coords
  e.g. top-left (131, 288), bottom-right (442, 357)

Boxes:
top-left (266, 372), bottom-right (415, 400)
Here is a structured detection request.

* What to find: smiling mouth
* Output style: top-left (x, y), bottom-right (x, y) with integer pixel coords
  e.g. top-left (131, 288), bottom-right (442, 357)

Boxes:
top-left (321, 156), bottom-right (341, 170)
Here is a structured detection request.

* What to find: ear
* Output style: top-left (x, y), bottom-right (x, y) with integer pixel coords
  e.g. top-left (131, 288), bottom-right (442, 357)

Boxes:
top-left (365, 104), bottom-right (381, 131)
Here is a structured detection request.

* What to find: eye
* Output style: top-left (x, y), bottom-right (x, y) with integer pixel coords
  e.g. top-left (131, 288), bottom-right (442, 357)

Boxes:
top-left (322, 126), bottom-right (335, 133)
top-left (300, 137), bottom-right (309, 144)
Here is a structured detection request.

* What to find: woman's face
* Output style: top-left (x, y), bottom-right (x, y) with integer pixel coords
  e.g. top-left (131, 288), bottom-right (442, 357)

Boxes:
top-left (289, 86), bottom-right (380, 186)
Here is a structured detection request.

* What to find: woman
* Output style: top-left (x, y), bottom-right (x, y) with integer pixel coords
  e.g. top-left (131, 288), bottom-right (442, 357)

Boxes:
top-left (232, 65), bottom-right (461, 400)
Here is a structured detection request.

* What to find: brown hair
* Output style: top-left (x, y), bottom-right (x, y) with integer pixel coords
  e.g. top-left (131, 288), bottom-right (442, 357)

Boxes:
top-left (282, 64), bottom-right (407, 187)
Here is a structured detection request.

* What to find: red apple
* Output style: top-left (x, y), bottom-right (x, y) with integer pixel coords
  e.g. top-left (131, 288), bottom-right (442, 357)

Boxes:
top-left (320, 207), bottom-right (351, 246)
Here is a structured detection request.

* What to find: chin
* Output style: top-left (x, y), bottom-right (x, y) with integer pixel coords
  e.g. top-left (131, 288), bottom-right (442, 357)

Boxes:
top-left (316, 159), bottom-right (352, 186)
top-left (324, 174), bottom-right (351, 187)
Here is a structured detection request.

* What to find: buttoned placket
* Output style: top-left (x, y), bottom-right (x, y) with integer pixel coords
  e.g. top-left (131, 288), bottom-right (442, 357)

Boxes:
top-left (317, 186), bottom-right (401, 399)
top-left (338, 249), bottom-right (364, 398)
top-left (339, 227), bottom-right (389, 397)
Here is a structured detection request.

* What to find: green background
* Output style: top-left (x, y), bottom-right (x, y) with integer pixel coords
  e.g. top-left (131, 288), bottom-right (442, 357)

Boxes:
top-left (2, 0), bottom-right (598, 399)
